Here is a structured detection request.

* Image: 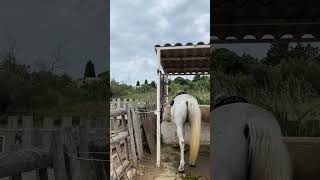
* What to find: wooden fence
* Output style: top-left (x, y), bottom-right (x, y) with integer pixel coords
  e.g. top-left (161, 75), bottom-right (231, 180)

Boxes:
top-left (284, 137), bottom-right (320, 180)
top-left (0, 115), bottom-right (108, 180)
top-left (110, 98), bottom-right (156, 180)
top-left (110, 98), bottom-right (145, 110)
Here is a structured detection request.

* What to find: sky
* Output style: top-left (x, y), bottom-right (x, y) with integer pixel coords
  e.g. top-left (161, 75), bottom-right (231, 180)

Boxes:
top-left (110, 0), bottom-right (210, 85)
top-left (0, 0), bottom-right (108, 79)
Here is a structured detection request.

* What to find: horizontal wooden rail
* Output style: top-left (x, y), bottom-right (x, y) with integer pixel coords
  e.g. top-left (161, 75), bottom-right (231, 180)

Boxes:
top-left (110, 108), bottom-right (127, 117)
top-left (0, 147), bottom-right (51, 178)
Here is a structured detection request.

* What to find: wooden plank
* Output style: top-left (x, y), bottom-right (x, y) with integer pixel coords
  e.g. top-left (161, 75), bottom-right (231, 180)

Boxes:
top-left (64, 128), bottom-right (81, 180)
top-left (62, 116), bottom-right (72, 127)
top-left (132, 107), bottom-right (143, 160)
top-left (9, 175), bottom-right (21, 180)
top-left (110, 108), bottom-right (127, 117)
top-left (22, 116), bottom-right (33, 148)
top-left (50, 130), bottom-right (68, 180)
top-left (35, 168), bottom-right (48, 180)
top-left (121, 115), bottom-right (126, 131)
top-left (78, 126), bottom-right (91, 180)
top-left (43, 117), bottom-right (54, 146)
top-left (283, 137), bottom-right (320, 180)
top-left (0, 147), bottom-right (51, 178)
top-left (141, 107), bottom-right (156, 155)
top-left (113, 117), bottom-right (118, 134)
top-left (80, 117), bottom-right (90, 128)
top-left (6, 115), bottom-right (20, 178)
top-left (7, 116), bottom-right (19, 152)
top-left (117, 98), bottom-right (121, 108)
top-left (94, 162), bottom-right (106, 180)
top-left (126, 107), bottom-right (137, 166)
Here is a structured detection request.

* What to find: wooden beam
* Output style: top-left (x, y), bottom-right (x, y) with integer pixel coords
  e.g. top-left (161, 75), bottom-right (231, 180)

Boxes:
top-left (0, 148), bottom-right (51, 178)
top-left (211, 38), bottom-right (320, 44)
top-left (132, 107), bottom-right (143, 160)
top-left (110, 108), bottom-right (127, 117)
top-left (126, 107), bottom-right (137, 166)
top-left (161, 57), bottom-right (208, 61)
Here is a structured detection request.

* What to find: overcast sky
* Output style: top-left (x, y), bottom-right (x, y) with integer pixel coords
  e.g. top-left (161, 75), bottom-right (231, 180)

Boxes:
top-left (0, 0), bottom-right (108, 79)
top-left (110, 0), bottom-right (210, 85)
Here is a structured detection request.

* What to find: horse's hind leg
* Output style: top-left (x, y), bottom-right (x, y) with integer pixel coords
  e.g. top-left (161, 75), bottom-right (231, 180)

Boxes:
top-left (176, 124), bottom-right (185, 172)
top-left (173, 131), bottom-right (178, 148)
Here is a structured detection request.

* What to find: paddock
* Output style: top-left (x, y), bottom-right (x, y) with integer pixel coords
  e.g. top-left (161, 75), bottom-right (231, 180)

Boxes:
top-left (0, 114), bottom-right (108, 180)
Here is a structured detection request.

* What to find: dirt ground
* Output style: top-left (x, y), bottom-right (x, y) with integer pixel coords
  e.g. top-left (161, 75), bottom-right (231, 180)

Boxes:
top-left (0, 168), bottom-right (55, 180)
top-left (133, 145), bottom-right (210, 180)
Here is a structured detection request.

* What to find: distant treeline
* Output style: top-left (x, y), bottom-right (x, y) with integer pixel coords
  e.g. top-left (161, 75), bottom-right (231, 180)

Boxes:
top-left (0, 53), bottom-right (109, 116)
top-left (110, 75), bottom-right (210, 105)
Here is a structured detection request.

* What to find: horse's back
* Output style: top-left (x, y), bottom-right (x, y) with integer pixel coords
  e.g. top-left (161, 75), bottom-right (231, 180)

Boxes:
top-left (213, 103), bottom-right (282, 134)
top-left (173, 94), bottom-right (198, 106)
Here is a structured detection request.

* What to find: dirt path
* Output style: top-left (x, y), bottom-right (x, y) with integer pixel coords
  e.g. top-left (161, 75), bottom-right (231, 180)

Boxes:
top-left (134, 145), bottom-right (210, 180)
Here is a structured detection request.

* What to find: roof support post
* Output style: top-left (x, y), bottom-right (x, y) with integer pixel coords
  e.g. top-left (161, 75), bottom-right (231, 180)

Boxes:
top-left (165, 75), bottom-right (169, 104)
top-left (156, 49), bottom-right (161, 167)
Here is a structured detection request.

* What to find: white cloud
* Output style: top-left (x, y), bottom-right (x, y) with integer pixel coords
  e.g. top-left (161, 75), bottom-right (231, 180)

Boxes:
top-left (156, 17), bottom-right (170, 31)
top-left (111, 0), bottom-right (209, 85)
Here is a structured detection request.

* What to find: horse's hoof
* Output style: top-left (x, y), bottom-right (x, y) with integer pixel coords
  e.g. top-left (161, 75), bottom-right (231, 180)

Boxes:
top-left (178, 166), bottom-right (184, 172)
top-left (189, 160), bottom-right (196, 167)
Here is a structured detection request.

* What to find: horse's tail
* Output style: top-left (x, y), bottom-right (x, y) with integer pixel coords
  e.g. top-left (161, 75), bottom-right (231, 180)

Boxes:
top-left (249, 121), bottom-right (292, 180)
top-left (188, 100), bottom-right (201, 166)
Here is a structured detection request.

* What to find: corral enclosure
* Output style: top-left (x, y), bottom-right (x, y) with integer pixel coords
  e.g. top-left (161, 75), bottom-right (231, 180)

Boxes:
top-left (0, 114), bottom-right (108, 180)
top-left (110, 97), bottom-right (211, 179)
top-left (110, 98), bottom-right (156, 180)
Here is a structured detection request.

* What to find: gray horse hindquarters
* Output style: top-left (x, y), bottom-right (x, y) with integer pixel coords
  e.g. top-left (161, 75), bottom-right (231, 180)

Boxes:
top-left (210, 104), bottom-right (249, 180)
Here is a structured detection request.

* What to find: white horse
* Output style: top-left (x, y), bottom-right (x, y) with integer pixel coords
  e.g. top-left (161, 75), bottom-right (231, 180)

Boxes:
top-left (164, 93), bottom-right (202, 172)
top-left (211, 100), bottom-right (292, 180)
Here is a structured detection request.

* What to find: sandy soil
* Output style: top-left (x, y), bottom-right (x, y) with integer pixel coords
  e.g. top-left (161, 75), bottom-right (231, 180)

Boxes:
top-left (133, 145), bottom-right (210, 180)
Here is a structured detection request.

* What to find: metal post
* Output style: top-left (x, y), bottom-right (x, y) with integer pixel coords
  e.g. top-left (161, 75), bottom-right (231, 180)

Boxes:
top-left (156, 48), bottom-right (161, 167)
top-left (165, 75), bottom-right (169, 104)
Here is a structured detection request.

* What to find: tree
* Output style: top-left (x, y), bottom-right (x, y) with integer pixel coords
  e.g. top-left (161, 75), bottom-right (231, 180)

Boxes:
top-left (84, 60), bottom-right (96, 77)
top-left (136, 81), bottom-right (140, 86)
top-left (262, 42), bottom-right (288, 66)
top-left (49, 43), bottom-right (64, 72)
top-left (150, 81), bottom-right (156, 88)
top-left (193, 74), bottom-right (201, 81)
top-left (174, 77), bottom-right (189, 85)
top-left (144, 79), bottom-right (148, 85)
top-left (97, 71), bottom-right (109, 81)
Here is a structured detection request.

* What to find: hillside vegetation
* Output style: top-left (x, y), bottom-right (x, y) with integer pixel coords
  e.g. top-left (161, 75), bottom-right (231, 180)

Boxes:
top-left (0, 53), bottom-right (108, 117)
top-left (110, 75), bottom-right (210, 105)
top-left (211, 43), bottom-right (320, 136)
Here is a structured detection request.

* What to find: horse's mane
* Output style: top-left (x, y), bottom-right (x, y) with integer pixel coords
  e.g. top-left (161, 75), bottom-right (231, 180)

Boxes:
top-left (248, 114), bottom-right (292, 180)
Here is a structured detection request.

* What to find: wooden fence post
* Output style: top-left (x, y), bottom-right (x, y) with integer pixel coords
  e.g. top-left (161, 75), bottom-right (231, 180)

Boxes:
top-left (121, 115), bottom-right (126, 131)
top-left (35, 169), bottom-right (48, 180)
top-left (22, 115), bottom-right (33, 149)
top-left (7, 116), bottom-right (19, 152)
top-left (32, 127), bottom-right (48, 180)
top-left (113, 117), bottom-right (118, 134)
top-left (62, 116), bottom-right (72, 127)
top-left (50, 130), bottom-right (68, 180)
top-left (132, 107), bottom-right (143, 160)
top-left (43, 117), bottom-right (54, 146)
top-left (64, 128), bottom-right (81, 180)
top-left (127, 107), bottom-right (137, 166)
top-left (7, 116), bottom-right (21, 180)
top-left (79, 126), bottom-right (91, 180)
